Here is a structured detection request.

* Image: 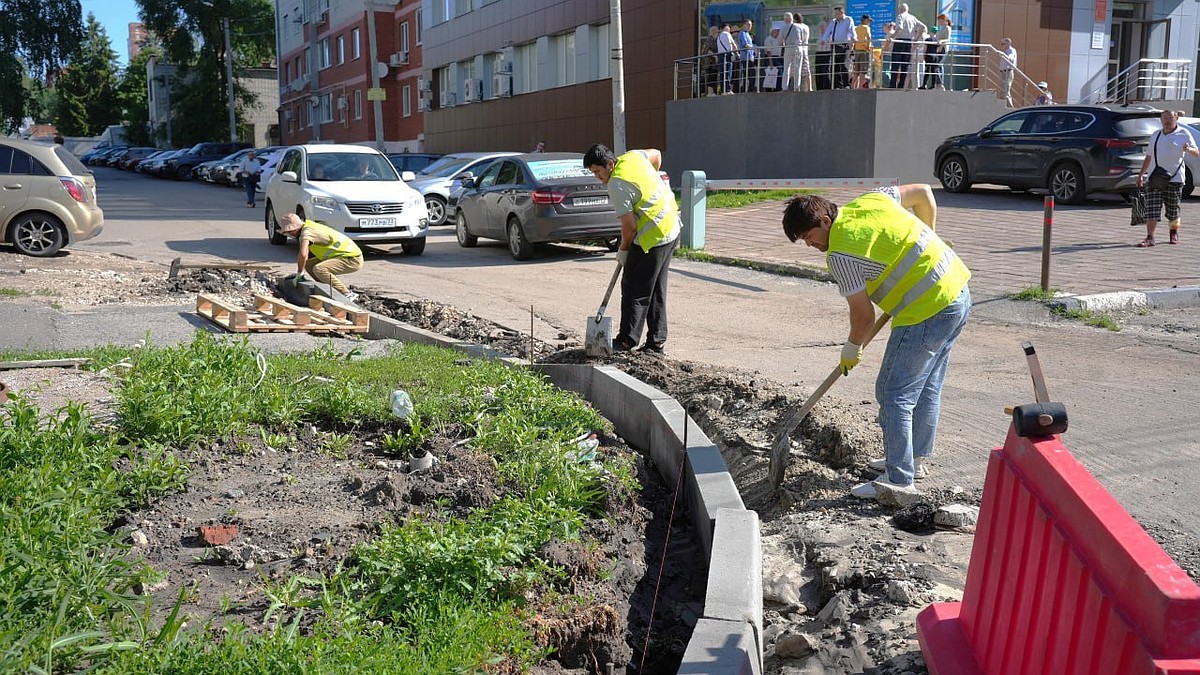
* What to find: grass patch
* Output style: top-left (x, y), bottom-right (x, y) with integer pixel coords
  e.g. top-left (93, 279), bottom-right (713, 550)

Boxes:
top-left (0, 287), bottom-right (29, 297)
top-left (0, 334), bottom-right (626, 673)
top-left (1007, 286), bottom-right (1061, 302)
top-left (1008, 286), bottom-right (1120, 331)
top-left (704, 189), bottom-right (798, 210)
top-left (674, 246), bottom-right (833, 282)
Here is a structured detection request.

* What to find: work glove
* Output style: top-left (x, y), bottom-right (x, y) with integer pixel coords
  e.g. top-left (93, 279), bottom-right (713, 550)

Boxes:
top-left (839, 340), bottom-right (863, 375)
top-left (615, 249), bottom-right (629, 267)
top-left (291, 272), bottom-right (307, 286)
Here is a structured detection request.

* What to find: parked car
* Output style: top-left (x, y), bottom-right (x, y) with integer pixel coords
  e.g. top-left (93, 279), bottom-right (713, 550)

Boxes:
top-left (453, 152), bottom-right (630, 260)
top-left (934, 104), bottom-right (1163, 204)
top-left (406, 151), bottom-right (520, 226)
top-left (201, 148), bottom-right (253, 185)
top-left (1176, 121), bottom-right (1200, 198)
top-left (263, 144), bottom-right (429, 254)
top-left (386, 152), bottom-right (443, 175)
top-left (218, 147), bottom-right (282, 186)
top-left (116, 147), bottom-right (158, 170)
top-left (142, 149), bottom-right (186, 176)
top-left (164, 141), bottom-right (251, 180)
top-left (0, 138), bottom-right (103, 257)
top-left (255, 150), bottom-right (284, 192)
top-left (92, 147), bottom-right (128, 167)
top-left (83, 145), bottom-right (126, 166)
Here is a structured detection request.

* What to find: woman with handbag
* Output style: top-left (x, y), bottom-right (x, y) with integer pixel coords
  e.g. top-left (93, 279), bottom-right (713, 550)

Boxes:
top-left (1135, 110), bottom-right (1199, 247)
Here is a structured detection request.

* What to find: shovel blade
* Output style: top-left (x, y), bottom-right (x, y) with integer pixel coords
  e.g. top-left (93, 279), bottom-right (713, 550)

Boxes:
top-left (585, 316), bottom-right (614, 357)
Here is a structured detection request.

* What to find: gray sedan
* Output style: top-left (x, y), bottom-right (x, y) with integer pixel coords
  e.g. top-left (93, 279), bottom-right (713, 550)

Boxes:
top-left (454, 152), bottom-right (621, 260)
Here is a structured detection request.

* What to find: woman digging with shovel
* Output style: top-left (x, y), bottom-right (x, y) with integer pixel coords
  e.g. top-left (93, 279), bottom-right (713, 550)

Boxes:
top-left (781, 184), bottom-right (971, 502)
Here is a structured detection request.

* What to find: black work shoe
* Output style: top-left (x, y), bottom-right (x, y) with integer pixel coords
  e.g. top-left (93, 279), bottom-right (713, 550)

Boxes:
top-left (637, 342), bottom-right (665, 354)
top-left (613, 337), bottom-right (636, 352)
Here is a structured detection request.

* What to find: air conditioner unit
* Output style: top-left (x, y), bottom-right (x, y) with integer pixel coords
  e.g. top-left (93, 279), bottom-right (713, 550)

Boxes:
top-left (418, 77), bottom-right (431, 93)
top-left (462, 78), bottom-right (476, 102)
top-left (492, 73), bottom-right (512, 98)
top-left (439, 91), bottom-right (455, 108)
top-left (493, 58), bottom-right (511, 74)
top-left (336, 96), bottom-right (347, 110)
top-left (316, 10), bottom-right (328, 25)
top-left (388, 51), bottom-right (409, 67)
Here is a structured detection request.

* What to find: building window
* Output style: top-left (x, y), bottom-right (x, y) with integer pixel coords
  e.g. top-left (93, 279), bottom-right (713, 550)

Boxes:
top-left (556, 32), bottom-right (576, 86)
top-left (400, 22), bottom-right (409, 54)
top-left (318, 93), bottom-right (333, 123)
top-left (354, 89), bottom-right (362, 119)
top-left (437, 66), bottom-right (452, 106)
top-left (337, 35), bottom-right (345, 65)
top-left (303, 47), bottom-right (311, 75)
top-left (352, 28), bottom-right (361, 60)
top-left (317, 39), bottom-right (331, 69)
top-left (415, 9), bottom-right (422, 44)
top-left (515, 41), bottom-right (537, 94)
top-left (295, 56), bottom-right (302, 79)
top-left (284, 61), bottom-right (292, 83)
top-left (402, 84), bottom-right (412, 117)
top-left (597, 23), bottom-right (610, 79)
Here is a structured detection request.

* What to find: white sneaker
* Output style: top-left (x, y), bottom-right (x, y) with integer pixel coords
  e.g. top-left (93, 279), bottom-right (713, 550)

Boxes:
top-left (851, 480), bottom-right (880, 499)
top-left (867, 456), bottom-right (928, 480)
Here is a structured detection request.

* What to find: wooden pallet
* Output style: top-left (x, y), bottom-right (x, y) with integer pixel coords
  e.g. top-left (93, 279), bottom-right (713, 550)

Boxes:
top-left (196, 293), bottom-right (369, 333)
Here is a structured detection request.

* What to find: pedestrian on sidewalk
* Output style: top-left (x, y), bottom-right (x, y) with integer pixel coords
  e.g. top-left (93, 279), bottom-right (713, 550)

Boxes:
top-left (779, 12), bottom-right (811, 92)
top-left (278, 213), bottom-right (363, 300)
top-left (238, 150), bottom-right (261, 207)
top-left (1135, 109), bottom-right (1199, 247)
top-left (584, 144), bottom-right (681, 355)
top-left (998, 37), bottom-right (1017, 107)
top-left (781, 184), bottom-right (971, 501)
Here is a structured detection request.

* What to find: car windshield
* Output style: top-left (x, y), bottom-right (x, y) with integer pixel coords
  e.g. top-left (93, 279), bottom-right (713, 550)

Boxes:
top-left (415, 155), bottom-right (475, 178)
top-left (1114, 116), bottom-right (1163, 137)
top-left (306, 153), bottom-right (398, 181)
top-left (526, 159), bottom-right (593, 182)
top-left (186, 143), bottom-right (206, 153)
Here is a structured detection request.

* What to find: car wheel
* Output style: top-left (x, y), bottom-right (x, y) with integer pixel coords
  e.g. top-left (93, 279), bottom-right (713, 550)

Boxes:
top-left (265, 204), bottom-right (288, 245)
top-left (1185, 169), bottom-right (1195, 198)
top-left (425, 195), bottom-right (447, 226)
top-left (401, 237), bottom-right (426, 255)
top-left (604, 236), bottom-right (621, 252)
top-left (1048, 162), bottom-right (1086, 205)
top-left (938, 155), bottom-right (971, 193)
top-left (456, 212), bottom-right (478, 247)
top-left (176, 165), bottom-right (191, 180)
top-left (507, 217), bottom-right (534, 260)
top-left (9, 213), bottom-right (66, 257)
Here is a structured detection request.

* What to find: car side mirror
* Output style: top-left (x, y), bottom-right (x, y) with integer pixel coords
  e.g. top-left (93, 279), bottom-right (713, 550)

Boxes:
top-left (401, 170), bottom-right (416, 182)
top-left (980, 128), bottom-right (994, 138)
top-left (460, 177), bottom-right (476, 189)
top-left (280, 170), bottom-right (299, 183)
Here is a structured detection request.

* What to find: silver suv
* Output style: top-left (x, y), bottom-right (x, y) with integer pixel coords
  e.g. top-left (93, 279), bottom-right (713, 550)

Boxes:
top-left (264, 144), bottom-right (430, 255)
top-left (1, 138), bottom-right (103, 256)
top-left (406, 151), bottom-right (520, 226)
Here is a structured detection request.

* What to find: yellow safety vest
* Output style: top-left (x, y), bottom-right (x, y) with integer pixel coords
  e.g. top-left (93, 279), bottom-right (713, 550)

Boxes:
top-left (302, 220), bottom-right (362, 260)
top-left (609, 151), bottom-right (680, 253)
top-left (827, 192), bottom-right (970, 327)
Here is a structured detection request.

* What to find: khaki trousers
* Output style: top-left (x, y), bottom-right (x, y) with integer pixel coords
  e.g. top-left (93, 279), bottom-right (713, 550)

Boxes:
top-left (306, 254), bottom-right (363, 295)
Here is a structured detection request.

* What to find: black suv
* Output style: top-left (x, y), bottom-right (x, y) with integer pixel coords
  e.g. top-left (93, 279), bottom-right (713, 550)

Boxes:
top-left (164, 141), bottom-right (252, 180)
top-left (934, 104), bottom-right (1162, 204)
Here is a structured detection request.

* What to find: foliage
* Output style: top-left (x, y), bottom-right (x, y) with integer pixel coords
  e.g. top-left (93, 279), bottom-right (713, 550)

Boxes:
top-left (54, 13), bottom-right (123, 137)
top-left (118, 47), bottom-right (163, 147)
top-left (1007, 285), bottom-right (1061, 302)
top-left (1051, 306), bottom-right (1121, 331)
top-left (0, 0), bottom-right (83, 133)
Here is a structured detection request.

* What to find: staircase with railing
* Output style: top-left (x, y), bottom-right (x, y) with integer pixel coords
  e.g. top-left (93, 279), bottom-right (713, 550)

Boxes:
top-left (1082, 58), bottom-right (1192, 105)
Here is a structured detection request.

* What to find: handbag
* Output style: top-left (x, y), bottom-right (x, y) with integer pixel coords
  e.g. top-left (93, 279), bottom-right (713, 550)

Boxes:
top-left (1148, 131), bottom-right (1182, 191)
top-left (1130, 188), bottom-right (1147, 226)
top-left (762, 66), bottom-right (779, 90)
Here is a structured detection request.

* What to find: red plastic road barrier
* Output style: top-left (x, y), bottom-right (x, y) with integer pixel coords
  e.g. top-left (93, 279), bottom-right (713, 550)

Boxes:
top-left (917, 426), bottom-right (1200, 675)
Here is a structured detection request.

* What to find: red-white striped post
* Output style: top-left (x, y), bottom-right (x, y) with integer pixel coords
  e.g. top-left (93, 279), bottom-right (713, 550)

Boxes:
top-left (1041, 195), bottom-right (1054, 291)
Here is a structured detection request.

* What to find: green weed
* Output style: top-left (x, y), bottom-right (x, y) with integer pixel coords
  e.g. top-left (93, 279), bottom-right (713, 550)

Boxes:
top-left (1008, 285), bottom-right (1062, 302)
top-left (0, 287), bottom-right (29, 297)
top-left (705, 189), bottom-right (798, 209)
top-left (1051, 306), bottom-right (1121, 331)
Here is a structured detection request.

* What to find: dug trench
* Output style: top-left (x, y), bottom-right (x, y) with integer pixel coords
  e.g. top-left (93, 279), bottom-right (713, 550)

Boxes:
top-left (5, 261), bottom-right (1199, 674)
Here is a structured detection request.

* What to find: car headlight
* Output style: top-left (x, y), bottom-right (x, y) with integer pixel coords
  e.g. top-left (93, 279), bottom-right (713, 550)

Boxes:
top-left (311, 196), bottom-right (339, 210)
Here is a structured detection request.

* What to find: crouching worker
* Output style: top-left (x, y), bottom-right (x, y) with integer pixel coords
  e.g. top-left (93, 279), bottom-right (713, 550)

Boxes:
top-left (279, 213), bottom-right (363, 301)
top-left (781, 185), bottom-right (971, 501)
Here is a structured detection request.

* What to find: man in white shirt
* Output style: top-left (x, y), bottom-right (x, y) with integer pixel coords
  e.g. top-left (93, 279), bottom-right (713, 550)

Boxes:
top-left (890, 3), bottom-right (926, 89)
top-left (238, 150), bottom-right (260, 207)
top-left (1135, 110), bottom-right (1199, 247)
top-left (822, 6), bottom-right (855, 89)
top-left (779, 12), bottom-right (811, 92)
top-left (716, 24), bottom-right (736, 94)
top-left (998, 37), bottom-right (1017, 107)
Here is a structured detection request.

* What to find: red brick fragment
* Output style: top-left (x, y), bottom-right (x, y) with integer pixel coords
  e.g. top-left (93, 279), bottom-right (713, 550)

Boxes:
top-left (197, 524), bottom-right (239, 546)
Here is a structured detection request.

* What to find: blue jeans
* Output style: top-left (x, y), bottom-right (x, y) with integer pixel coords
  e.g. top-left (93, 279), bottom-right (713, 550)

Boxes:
top-left (876, 285), bottom-right (971, 486)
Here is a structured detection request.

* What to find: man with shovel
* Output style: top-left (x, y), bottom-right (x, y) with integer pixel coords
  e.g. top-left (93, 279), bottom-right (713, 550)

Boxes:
top-left (278, 213), bottom-right (363, 302)
top-left (781, 185), bottom-right (970, 501)
top-left (584, 144), bottom-right (681, 354)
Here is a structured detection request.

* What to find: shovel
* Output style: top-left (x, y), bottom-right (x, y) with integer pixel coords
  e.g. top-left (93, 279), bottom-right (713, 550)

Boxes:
top-left (767, 313), bottom-right (892, 491)
top-left (584, 263), bottom-right (623, 357)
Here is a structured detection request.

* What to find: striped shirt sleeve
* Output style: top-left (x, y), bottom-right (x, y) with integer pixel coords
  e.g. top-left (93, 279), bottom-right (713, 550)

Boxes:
top-left (828, 252), bottom-right (887, 297)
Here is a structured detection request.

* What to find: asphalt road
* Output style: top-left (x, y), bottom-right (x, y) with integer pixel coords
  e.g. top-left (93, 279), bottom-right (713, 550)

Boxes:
top-left (65, 167), bottom-right (1200, 548)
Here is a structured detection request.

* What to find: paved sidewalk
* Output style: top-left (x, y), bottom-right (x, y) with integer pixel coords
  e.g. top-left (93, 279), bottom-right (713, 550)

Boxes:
top-left (704, 187), bottom-right (1200, 300)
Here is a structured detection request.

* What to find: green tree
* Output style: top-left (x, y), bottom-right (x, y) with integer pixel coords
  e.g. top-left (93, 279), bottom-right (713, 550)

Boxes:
top-left (54, 13), bottom-right (122, 136)
top-left (118, 46), bottom-right (161, 146)
top-left (136, 0), bottom-right (275, 144)
top-left (0, 0), bottom-right (83, 132)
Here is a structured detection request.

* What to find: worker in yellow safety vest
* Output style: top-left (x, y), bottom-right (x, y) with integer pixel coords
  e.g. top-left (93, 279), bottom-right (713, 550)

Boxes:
top-left (583, 144), bottom-right (681, 355)
top-left (278, 213), bottom-right (364, 301)
top-left (782, 184), bottom-right (971, 501)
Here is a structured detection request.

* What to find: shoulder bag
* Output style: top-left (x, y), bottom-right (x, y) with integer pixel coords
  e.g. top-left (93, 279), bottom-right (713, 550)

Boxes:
top-left (1148, 131), bottom-right (1182, 191)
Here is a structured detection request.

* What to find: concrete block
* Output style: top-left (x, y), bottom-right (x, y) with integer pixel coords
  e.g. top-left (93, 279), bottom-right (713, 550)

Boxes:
top-left (687, 444), bottom-right (746, 556)
top-left (531, 363), bottom-right (595, 400)
top-left (679, 617), bottom-right (761, 675)
top-left (588, 366), bottom-right (673, 451)
top-left (704, 508), bottom-right (762, 665)
top-left (1145, 285), bottom-right (1200, 309)
top-left (648, 398), bottom-right (710, 485)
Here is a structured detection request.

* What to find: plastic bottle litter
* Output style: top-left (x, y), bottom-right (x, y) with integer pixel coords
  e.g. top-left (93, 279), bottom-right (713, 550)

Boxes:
top-left (390, 389), bottom-right (414, 419)
top-left (568, 432), bottom-right (600, 463)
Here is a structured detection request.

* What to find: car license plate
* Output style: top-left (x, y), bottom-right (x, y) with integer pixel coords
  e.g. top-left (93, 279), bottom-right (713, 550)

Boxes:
top-left (574, 196), bottom-right (608, 207)
top-left (360, 217), bottom-right (395, 228)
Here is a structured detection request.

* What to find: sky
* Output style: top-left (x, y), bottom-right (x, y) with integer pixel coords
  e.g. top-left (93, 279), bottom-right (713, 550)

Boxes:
top-left (80, 0), bottom-right (143, 66)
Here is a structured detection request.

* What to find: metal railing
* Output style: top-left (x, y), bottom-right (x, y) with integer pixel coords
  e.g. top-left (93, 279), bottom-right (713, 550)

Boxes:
top-left (1081, 59), bottom-right (1192, 105)
top-left (674, 40), bottom-right (1048, 108)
